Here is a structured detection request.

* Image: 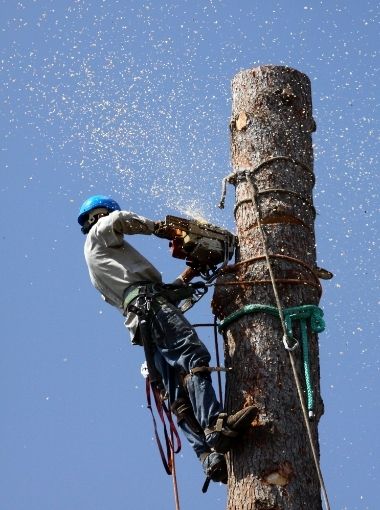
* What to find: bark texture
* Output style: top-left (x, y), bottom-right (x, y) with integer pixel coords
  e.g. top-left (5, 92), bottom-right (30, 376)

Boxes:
top-left (213, 65), bottom-right (324, 510)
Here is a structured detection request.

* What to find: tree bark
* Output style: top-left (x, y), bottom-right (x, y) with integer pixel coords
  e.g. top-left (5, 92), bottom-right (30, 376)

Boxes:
top-left (213, 65), bottom-right (324, 509)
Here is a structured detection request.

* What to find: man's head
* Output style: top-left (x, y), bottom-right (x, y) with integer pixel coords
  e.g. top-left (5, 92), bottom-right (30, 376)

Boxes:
top-left (78, 195), bottom-right (121, 234)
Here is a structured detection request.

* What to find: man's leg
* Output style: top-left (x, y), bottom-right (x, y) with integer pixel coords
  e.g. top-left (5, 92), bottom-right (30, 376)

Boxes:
top-left (151, 299), bottom-right (222, 428)
top-left (153, 349), bottom-right (227, 483)
top-left (151, 299), bottom-right (257, 454)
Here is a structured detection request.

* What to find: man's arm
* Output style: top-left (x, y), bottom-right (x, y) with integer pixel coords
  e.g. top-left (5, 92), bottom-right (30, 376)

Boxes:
top-left (94, 210), bottom-right (156, 246)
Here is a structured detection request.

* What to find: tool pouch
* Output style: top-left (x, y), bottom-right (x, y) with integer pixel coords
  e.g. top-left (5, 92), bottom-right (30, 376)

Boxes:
top-left (123, 282), bottom-right (201, 311)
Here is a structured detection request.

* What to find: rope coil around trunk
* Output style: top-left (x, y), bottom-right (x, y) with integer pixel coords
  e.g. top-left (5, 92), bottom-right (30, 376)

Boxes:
top-left (218, 304), bottom-right (325, 415)
top-left (218, 156), bottom-right (315, 209)
top-left (234, 189), bottom-right (317, 220)
top-left (219, 253), bottom-right (323, 296)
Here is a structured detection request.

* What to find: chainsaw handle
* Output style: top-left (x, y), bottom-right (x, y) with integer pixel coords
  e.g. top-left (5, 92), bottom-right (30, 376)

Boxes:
top-left (178, 266), bottom-right (201, 284)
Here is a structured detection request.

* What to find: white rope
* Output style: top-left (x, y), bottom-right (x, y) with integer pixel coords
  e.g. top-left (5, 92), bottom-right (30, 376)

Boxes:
top-left (245, 172), bottom-right (331, 510)
top-left (171, 440), bottom-right (181, 510)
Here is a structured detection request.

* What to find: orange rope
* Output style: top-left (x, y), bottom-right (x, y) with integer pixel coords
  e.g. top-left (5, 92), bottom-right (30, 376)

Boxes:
top-left (217, 254), bottom-right (322, 296)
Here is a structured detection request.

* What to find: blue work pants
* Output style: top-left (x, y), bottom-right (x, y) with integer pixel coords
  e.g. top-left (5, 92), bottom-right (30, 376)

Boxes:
top-left (150, 299), bottom-right (222, 457)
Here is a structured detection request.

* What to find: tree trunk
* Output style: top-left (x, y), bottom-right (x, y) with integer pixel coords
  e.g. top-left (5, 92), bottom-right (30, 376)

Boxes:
top-left (213, 65), bottom-right (324, 509)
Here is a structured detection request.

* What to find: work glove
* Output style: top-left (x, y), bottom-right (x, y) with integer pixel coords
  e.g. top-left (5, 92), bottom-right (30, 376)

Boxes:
top-left (153, 221), bottom-right (167, 238)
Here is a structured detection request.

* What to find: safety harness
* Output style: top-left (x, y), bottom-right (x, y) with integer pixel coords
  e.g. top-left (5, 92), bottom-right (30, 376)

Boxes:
top-left (123, 283), bottom-right (184, 466)
top-left (123, 280), bottom-right (212, 504)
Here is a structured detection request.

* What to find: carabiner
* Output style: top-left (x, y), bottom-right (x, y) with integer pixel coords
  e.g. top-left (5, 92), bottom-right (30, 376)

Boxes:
top-left (283, 334), bottom-right (299, 352)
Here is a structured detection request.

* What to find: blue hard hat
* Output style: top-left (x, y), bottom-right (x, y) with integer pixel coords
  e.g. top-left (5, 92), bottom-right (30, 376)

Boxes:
top-left (78, 195), bottom-right (121, 226)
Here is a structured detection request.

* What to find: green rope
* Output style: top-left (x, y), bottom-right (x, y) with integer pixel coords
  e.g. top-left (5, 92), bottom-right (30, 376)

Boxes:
top-left (219, 304), bottom-right (325, 414)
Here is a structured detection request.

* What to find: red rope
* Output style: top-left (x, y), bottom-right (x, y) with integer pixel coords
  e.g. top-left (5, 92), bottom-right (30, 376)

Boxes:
top-left (146, 378), bottom-right (181, 509)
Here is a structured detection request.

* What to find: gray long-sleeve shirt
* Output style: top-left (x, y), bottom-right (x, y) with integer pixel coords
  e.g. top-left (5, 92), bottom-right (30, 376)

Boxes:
top-left (84, 210), bottom-right (163, 341)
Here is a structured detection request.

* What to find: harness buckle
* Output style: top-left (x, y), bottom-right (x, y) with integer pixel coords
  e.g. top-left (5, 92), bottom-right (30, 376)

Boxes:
top-left (127, 303), bottom-right (143, 316)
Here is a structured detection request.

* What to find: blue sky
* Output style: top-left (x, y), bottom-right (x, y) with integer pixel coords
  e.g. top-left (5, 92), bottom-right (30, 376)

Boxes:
top-left (1, 1), bottom-right (379, 509)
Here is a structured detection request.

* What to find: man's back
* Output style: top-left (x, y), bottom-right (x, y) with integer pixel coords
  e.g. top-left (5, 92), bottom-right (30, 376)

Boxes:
top-left (84, 210), bottom-right (162, 309)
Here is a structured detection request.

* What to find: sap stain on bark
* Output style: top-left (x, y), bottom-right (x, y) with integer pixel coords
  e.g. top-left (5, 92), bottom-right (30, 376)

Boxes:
top-left (262, 461), bottom-right (293, 487)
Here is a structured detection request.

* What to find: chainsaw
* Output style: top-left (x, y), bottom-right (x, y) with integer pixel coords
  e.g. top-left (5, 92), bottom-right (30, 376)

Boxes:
top-left (154, 215), bottom-right (236, 282)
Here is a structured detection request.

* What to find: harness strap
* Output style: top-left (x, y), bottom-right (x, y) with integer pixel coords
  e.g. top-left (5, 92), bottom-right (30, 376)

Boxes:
top-left (189, 366), bottom-right (233, 376)
top-left (122, 281), bottom-right (152, 311)
top-left (146, 378), bottom-right (182, 475)
top-left (203, 413), bottom-right (238, 438)
top-left (127, 285), bottom-right (182, 477)
top-left (122, 287), bottom-right (141, 309)
top-left (139, 314), bottom-right (163, 386)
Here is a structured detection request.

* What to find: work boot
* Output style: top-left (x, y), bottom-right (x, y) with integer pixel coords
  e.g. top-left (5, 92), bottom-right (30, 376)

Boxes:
top-left (200, 451), bottom-right (227, 484)
top-left (204, 405), bottom-right (258, 454)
